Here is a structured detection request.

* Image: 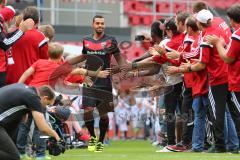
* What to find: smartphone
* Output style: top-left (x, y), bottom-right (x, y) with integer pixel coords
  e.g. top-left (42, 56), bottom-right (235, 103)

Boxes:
top-left (135, 35), bottom-right (145, 41)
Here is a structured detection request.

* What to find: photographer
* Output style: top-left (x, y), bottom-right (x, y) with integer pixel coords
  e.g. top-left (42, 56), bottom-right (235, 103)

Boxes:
top-left (0, 84), bottom-right (60, 160)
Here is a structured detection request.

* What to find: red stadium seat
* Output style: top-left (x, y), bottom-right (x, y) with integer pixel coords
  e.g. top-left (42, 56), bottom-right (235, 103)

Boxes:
top-left (174, 3), bottom-right (187, 13)
top-left (120, 42), bottom-right (145, 61)
top-left (206, 0), bottom-right (236, 9)
top-left (123, 1), bottom-right (133, 13)
top-left (156, 2), bottom-right (170, 13)
top-left (129, 15), bottom-right (141, 26)
top-left (142, 16), bottom-right (153, 26)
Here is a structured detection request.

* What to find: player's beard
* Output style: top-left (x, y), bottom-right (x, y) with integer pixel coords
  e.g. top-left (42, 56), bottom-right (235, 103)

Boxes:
top-left (95, 28), bottom-right (104, 35)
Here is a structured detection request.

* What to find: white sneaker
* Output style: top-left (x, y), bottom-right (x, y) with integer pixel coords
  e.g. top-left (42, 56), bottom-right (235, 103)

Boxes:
top-left (152, 141), bottom-right (160, 146)
top-left (156, 146), bottom-right (172, 152)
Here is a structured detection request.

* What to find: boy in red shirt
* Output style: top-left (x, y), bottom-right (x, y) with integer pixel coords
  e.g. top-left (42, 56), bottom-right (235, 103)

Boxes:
top-left (19, 43), bottom-right (109, 88)
top-left (18, 42), bottom-right (64, 87)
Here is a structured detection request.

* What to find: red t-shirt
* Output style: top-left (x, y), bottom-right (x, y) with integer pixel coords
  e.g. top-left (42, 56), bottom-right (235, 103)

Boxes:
top-left (180, 34), bottom-right (198, 88)
top-left (165, 33), bottom-right (185, 52)
top-left (191, 67), bottom-right (208, 97)
top-left (226, 27), bottom-right (240, 92)
top-left (212, 17), bottom-right (232, 45)
top-left (199, 27), bottom-right (228, 86)
top-left (0, 24), bottom-right (7, 72)
top-left (182, 33), bottom-right (208, 97)
top-left (29, 59), bottom-right (61, 88)
top-left (153, 33), bottom-right (185, 65)
top-left (6, 28), bottom-right (49, 84)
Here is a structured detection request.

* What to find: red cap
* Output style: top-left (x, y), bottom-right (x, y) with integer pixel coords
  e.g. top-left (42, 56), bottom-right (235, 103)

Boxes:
top-left (0, 5), bottom-right (15, 22)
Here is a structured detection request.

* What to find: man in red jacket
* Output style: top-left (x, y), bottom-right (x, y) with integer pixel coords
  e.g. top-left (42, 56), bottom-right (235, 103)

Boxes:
top-left (206, 4), bottom-right (240, 153)
top-left (6, 6), bottom-right (48, 85)
top-left (0, 4), bottom-right (34, 87)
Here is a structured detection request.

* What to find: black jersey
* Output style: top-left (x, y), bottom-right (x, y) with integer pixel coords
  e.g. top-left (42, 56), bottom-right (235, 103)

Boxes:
top-left (82, 34), bottom-right (120, 87)
top-left (0, 83), bottom-right (43, 131)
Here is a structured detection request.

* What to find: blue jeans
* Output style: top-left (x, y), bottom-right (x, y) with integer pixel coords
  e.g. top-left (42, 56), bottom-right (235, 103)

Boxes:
top-left (192, 96), bottom-right (209, 151)
top-left (17, 114), bottom-right (46, 157)
top-left (224, 106), bottom-right (239, 150)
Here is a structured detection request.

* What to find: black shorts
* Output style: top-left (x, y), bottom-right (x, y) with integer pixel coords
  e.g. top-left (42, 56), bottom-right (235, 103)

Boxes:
top-left (82, 86), bottom-right (113, 112)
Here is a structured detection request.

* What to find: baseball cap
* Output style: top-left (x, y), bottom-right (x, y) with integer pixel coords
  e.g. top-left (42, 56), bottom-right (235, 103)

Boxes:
top-left (0, 5), bottom-right (15, 22)
top-left (195, 9), bottom-right (213, 24)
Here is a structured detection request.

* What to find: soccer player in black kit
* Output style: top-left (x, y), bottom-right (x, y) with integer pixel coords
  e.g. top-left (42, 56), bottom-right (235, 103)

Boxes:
top-left (82, 15), bottom-right (127, 152)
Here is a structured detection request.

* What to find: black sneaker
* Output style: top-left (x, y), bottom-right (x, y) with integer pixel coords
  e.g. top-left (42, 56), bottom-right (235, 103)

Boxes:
top-left (187, 149), bottom-right (203, 153)
top-left (207, 147), bottom-right (226, 153)
top-left (228, 149), bottom-right (239, 154)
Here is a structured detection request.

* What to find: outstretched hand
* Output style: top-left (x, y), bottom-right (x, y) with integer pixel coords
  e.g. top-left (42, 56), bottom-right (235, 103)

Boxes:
top-left (83, 76), bottom-right (93, 86)
top-left (120, 71), bottom-right (135, 80)
top-left (153, 45), bottom-right (165, 55)
top-left (165, 66), bottom-right (179, 75)
top-left (106, 65), bottom-right (121, 75)
top-left (149, 47), bottom-right (160, 56)
top-left (119, 63), bottom-right (133, 72)
top-left (166, 50), bottom-right (180, 59)
top-left (97, 70), bottom-right (110, 78)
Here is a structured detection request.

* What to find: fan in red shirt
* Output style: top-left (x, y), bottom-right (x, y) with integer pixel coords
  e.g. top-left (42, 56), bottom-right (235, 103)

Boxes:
top-left (151, 18), bottom-right (185, 65)
top-left (0, 6), bottom-right (35, 87)
top-left (18, 43), bottom-right (64, 88)
top-left (6, 6), bottom-right (49, 85)
top-left (206, 4), bottom-right (240, 143)
top-left (225, 29), bottom-right (240, 92)
top-left (166, 19), bottom-right (208, 98)
top-left (192, 1), bottom-right (232, 45)
top-left (181, 9), bottom-right (239, 152)
top-left (165, 17), bottom-right (209, 152)
top-left (0, 6), bottom-right (16, 87)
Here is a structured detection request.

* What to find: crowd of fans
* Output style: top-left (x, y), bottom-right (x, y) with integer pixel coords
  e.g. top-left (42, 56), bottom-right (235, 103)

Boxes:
top-left (111, 0), bottom-right (240, 154)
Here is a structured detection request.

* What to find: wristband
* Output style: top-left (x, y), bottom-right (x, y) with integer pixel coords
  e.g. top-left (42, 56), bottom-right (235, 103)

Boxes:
top-left (159, 50), bottom-right (163, 55)
top-left (187, 65), bottom-right (192, 72)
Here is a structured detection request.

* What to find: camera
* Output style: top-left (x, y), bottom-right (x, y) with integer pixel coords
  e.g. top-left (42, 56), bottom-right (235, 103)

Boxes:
top-left (48, 138), bottom-right (66, 156)
top-left (135, 35), bottom-right (145, 41)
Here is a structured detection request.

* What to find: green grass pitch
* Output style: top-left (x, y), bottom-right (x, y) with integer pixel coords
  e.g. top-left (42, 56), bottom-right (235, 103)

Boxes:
top-left (50, 140), bottom-right (240, 160)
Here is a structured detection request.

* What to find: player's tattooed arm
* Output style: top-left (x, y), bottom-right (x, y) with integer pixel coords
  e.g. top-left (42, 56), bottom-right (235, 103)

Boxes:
top-left (67, 55), bottom-right (87, 65)
top-left (71, 66), bottom-right (109, 78)
top-left (132, 52), bottom-right (151, 62)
